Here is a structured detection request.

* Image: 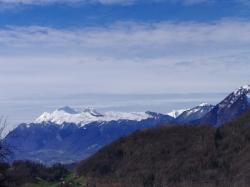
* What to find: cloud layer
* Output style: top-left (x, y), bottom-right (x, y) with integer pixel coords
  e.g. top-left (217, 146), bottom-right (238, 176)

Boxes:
top-left (0, 20), bottom-right (250, 96)
top-left (1, 20), bottom-right (250, 59)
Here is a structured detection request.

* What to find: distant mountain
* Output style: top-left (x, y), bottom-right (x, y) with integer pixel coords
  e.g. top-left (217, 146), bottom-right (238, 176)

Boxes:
top-left (5, 108), bottom-right (174, 164)
top-left (35, 106), bottom-right (152, 125)
top-left (167, 103), bottom-right (214, 124)
top-left (77, 110), bottom-right (250, 187)
top-left (5, 85), bottom-right (250, 164)
top-left (175, 103), bottom-right (214, 124)
top-left (167, 109), bottom-right (188, 118)
top-left (198, 85), bottom-right (250, 126)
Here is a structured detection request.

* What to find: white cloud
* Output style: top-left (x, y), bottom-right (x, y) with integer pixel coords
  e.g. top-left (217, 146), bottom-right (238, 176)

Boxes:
top-left (0, 22), bottom-right (247, 56)
top-left (0, 20), bottom-right (250, 95)
top-left (1, 20), bottom-right (250, 59)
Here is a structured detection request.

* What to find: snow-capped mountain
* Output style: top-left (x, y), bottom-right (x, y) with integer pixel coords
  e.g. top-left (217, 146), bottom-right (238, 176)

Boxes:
top-left (35, 106), bottom-right (154, 126)
top-left (5, 108), bottom-right (174, 164)
top-left (175, 103), bottom-right (214, 124)
top-left (198, 85), bottom-right (250, 126)
top-left (168, 109), bottom-right (188, 118)
top-left (5, 85), bottom-right (250, 164)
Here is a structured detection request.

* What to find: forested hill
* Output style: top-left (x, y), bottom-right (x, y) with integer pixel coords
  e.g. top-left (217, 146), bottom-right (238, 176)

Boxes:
top-left (77, 110), bottom-right (250, 187)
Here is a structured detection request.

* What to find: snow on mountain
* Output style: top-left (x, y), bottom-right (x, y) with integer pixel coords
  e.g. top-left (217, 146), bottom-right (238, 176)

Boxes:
top-left (57, 106), bottom-right (79, 114)
top-left (168, 109), bottom-right (188, 118)
top-left (218, 85), bottom-right (250, 110)
top-left (199, 85), bottom-right (250, 126)
top-left (175, 103), bottom-right (214, 124)
top-left (234, 85), bottom-right (250, 97)
top-left (8, 107), bottom-right (174, 164)
top-left (8, 85), bottom-right (250, 164)
top-left (247, 93), bottom-right (250, 103)
top-left (82, 108), bottom-right (103, 117)
top-left (184, 103), bottom-right (213, 116)
top-left (35, 106), bottom-right (154, 126)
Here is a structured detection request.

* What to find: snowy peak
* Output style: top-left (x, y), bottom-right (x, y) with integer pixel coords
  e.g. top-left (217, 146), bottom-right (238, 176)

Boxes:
top-left (82, 108), bottom-right (103, 117)
top-left (35, 107), bottom-right (156, 126)
top-left (57, 106), bottom-right (102, 116)
top-left (188, 103), bottom-right (214, 114)
top-left (198, 102), bottom-right (210, 107)
top-left (233, 85), bottom-right (250, 96)
top-left (232, 85), bottom-right (250, 102)
top-left (218, 85), bottom-right (250, 110)
top-left (198, 85), bottom-right (250, 126)
top-left (57, 106), bottom-right (79, 114)
top-left (168, 109), bottom-right (188, 118)
top-left (175, 103), bottom-right (214, 124)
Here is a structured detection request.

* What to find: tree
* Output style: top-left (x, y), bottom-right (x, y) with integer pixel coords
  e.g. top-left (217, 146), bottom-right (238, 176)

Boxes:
top-left (0, 118), bottom-right (11, 161)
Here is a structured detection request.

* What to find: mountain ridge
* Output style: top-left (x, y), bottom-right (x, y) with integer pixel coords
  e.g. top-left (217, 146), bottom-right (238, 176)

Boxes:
top-left (5, 85), bottom-right (250, 164)
top-left (175, 103), bottom-right (214, 124)
top-left (198, 85), bottom-right (250, 126)
top-left (5, 112), bottom-right (174, 164)
top-left (35, 107), bottom-right (160, 126)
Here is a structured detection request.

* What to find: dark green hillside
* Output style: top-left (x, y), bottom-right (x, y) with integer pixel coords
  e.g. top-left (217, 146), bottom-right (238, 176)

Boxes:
top-left (77, 110), bottom-right (250, 187)
top-left (0, 161), bottom-right (86, 187)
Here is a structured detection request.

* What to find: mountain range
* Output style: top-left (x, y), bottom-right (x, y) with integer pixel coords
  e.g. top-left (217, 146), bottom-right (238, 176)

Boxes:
top-left (5, 109), bottom-right (174, 164)
top-left (4, 85), bottom-right (250, 164)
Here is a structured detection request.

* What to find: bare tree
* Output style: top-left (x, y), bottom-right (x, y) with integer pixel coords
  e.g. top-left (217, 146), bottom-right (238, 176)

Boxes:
top-left (0, 118), bottom-right (11, 161)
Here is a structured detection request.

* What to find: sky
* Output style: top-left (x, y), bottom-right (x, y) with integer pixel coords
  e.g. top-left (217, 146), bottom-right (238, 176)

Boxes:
top-left (0, 0), bottom-right (250, 127)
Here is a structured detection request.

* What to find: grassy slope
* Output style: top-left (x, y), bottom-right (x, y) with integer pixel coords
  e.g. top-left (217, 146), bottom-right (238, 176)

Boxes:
top-left (23, 173), bottom-right (86, 187)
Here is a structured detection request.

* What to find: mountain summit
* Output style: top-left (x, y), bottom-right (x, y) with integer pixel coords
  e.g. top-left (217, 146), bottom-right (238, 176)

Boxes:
top-left (175, 103), bottom-right (214, 124)
top-left (57, 106), bottom-right (79, 114)
top-left (35, 107), bottom-right (154, 126)
top-left (198, 85), bottom-right (250, 126)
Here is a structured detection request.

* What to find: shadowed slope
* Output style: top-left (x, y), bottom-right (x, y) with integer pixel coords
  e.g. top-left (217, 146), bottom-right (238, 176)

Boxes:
top-left (77, 110), bottom-right (250, 187)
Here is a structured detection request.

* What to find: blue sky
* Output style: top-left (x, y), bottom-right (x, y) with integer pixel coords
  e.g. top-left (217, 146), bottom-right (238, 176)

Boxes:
top-left (0, 0), bottom-right (249, 27)
top-left (0, 0), bottom-right (250, 127)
